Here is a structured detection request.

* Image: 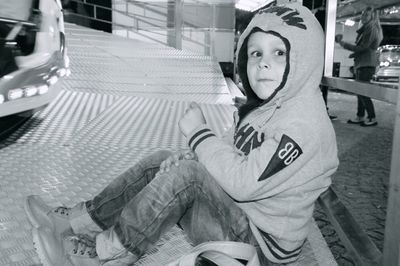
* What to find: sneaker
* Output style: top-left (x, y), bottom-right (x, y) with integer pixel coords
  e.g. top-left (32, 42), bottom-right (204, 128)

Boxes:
top-left (361, 118), bottom-right (378, 127)
top-left (25, 195), bottom-right (71, 235)
top-left (347, 116), bottom-right (364, 124)
top-left (33, 226), bottom-right (99, 266)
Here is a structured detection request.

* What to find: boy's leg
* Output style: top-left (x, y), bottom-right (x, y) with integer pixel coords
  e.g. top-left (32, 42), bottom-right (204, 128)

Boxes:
top-left (95, 160), bottom-right (258, 264)
top-left (84, 150), bottom-right (172, 231)
top-left (25, 150), bottom-right (172, 237)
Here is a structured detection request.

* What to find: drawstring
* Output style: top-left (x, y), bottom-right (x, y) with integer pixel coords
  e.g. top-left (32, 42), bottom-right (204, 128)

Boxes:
top-left (259, 98), bottom-right (282, 128)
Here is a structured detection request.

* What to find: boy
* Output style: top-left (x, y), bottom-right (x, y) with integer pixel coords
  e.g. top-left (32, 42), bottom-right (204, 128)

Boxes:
top-left (25, 2), bottom-right (338, 265)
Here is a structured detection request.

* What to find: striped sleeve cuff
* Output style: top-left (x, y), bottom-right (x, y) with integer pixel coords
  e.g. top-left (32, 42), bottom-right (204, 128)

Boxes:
top-left (187, 126), bottom-right (216, 152)
top-left (260, 230), bottom-right (303, 263)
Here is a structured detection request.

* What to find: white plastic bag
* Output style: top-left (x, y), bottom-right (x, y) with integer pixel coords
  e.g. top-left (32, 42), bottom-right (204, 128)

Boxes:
top-left (167, 241), bottom-right (261, 266)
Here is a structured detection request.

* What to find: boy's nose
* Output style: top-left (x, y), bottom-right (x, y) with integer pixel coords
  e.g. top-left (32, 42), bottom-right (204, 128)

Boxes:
top-left (258, 56), bottom-right (270, 69)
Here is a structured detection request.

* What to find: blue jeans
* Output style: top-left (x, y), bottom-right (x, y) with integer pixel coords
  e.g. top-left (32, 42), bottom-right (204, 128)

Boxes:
top-left (85, 150), bottom-right (271, 265)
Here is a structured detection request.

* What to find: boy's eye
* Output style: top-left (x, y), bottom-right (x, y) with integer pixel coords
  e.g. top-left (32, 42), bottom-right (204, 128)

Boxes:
top-left (250, 51), bottom-right (262, 57)
top-left (275, 50), bottom-right (286, 56)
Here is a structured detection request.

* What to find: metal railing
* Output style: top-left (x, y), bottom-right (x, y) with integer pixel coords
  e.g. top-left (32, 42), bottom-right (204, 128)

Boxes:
top-left (63, 0), bottom-right (235, 59)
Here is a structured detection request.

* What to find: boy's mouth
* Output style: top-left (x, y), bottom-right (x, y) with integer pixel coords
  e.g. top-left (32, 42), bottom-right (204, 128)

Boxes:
top-left (257, 78), bottom-right (274, 82)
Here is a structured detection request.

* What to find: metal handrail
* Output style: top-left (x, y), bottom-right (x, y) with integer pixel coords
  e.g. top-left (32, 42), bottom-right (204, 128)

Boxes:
top-left (0, 16), bottom-right (36, 27)
top-left (64, 0), bottom-right (234, 57)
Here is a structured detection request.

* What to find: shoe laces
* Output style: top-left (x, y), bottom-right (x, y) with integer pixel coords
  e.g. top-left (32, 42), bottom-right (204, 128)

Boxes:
top-left (69, 234), bottom-right (97, 258)
top-left (53, 206), bottom-right (70, 217)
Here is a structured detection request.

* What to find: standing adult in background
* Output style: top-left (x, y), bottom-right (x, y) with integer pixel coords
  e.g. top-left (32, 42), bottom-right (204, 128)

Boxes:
top-left (335, 7), bottom-right (383, 127)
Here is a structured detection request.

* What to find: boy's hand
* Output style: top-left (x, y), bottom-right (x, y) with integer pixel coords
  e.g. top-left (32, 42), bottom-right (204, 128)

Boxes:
top-left (159, 150), bottom-right (197, 173)
top-left (179, 102), bottom-right (206, 137)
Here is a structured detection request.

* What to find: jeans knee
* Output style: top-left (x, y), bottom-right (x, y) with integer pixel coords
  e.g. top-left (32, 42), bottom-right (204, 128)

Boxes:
top-left (168, 160), bottom-right (211, 186)
top-left (152, 150), bottom-right (173, 161)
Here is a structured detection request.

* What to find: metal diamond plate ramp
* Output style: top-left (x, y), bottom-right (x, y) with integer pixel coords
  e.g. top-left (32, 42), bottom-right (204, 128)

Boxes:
top-left (3, 90), bottom-right (120, 145)
top-left (68, 96), bottom-right (235, 149)
top-left (63, 79), bottom-right (230, 95)
top-left (64, 86), bottom-right (233, 105)
top-left (0, 143), bottom-right (190, 265)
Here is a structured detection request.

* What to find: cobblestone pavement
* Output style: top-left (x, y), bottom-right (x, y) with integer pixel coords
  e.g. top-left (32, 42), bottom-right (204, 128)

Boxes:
top-left (314, 90), bottom-right (396, 265)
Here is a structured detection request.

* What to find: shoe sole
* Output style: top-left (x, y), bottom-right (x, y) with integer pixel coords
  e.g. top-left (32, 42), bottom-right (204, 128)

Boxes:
top-left (24, 196), bottom-right (48, 229)
top-left (347, 121), bottom-right (363, 124)
top-left (361, 123), bottom-right (378, 127)
top-left (32, 227), bottom-right (55, 266)
top-left (32, 227), bottom-right (74, 266)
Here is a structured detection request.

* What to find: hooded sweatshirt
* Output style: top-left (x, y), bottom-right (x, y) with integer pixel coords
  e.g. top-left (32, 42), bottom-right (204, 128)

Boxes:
top-left (186, 3), bottom-right (339, 263)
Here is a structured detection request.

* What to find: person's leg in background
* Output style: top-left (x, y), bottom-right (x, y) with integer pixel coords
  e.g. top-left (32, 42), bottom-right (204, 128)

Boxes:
top-left (347, 67), bottom-right (374, 125)
top-left (359, 96), bottom-right (376, 126)
top-left (356, 67), bottom-right (377, 126)
top-left (355, 94), bottom-right (366, 119)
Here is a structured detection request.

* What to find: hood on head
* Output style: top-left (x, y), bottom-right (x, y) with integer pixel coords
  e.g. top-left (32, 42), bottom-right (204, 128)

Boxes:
top-left (236, 3), bottom-right (325, 119)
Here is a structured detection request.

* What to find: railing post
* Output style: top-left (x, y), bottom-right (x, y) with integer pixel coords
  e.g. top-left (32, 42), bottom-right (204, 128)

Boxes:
top-left (204, 29), bottom-right (211, 56)
top-left (175, 0), bottom-right (182, 50)
top-left (167, 0), bottom-right (182, 50)
top-left (383, 77), bottom-right (400, 266)
top-left (324, 0), bottom-right (337, 77)
top-left (211, 3), bottom-right (216, 58)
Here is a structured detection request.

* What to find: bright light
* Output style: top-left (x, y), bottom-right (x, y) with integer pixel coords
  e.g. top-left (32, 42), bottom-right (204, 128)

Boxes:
top-left (57, 68), bottom-right (67, 77)
top-left (235, 0), bottom-right (274, 12)
top-left (2, 75), bottom-right (13, 80)
top-left (8, 89), bottom-right (24, 100)
top-left (235, 2), bottom-right (253, 11)
top-left (47, 75), bottom-right (58, 85)
top-left (24, 86), bottom-right (38, 97)
top-left (344, 19), bottom-right (355, 26)
top-left (38, 85), bottom-right (49, 95)
top-left (0, 95), bottom-right (4, 104)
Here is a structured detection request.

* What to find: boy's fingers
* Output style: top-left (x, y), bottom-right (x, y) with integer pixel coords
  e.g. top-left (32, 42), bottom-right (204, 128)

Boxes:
top-left (173, 153), bottom-right (180, 161)
top-left (160, 161), bottom-right (165, 170)
top-left (184, 152), bottom-right (194, 160)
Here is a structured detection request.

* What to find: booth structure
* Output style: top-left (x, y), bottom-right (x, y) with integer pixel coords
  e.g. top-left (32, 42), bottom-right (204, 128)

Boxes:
top-left (322, 0), bottom-right (400, 265)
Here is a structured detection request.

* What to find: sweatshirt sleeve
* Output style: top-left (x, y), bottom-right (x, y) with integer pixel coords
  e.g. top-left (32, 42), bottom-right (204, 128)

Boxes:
top-left (341, 29), bottom-right (381, 52)
top-left (186, 122), bottom-right (320, 202)
top-left (219, 110), bottom-right (238, 145)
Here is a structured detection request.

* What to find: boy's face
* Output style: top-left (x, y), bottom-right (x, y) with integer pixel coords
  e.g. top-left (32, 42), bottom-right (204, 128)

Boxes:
top-left (246, 32), bottom-right (287, 100)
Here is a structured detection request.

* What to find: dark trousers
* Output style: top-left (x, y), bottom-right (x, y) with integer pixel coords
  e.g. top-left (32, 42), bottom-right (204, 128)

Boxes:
top-left (355, 67), bottom-right (376, 119)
